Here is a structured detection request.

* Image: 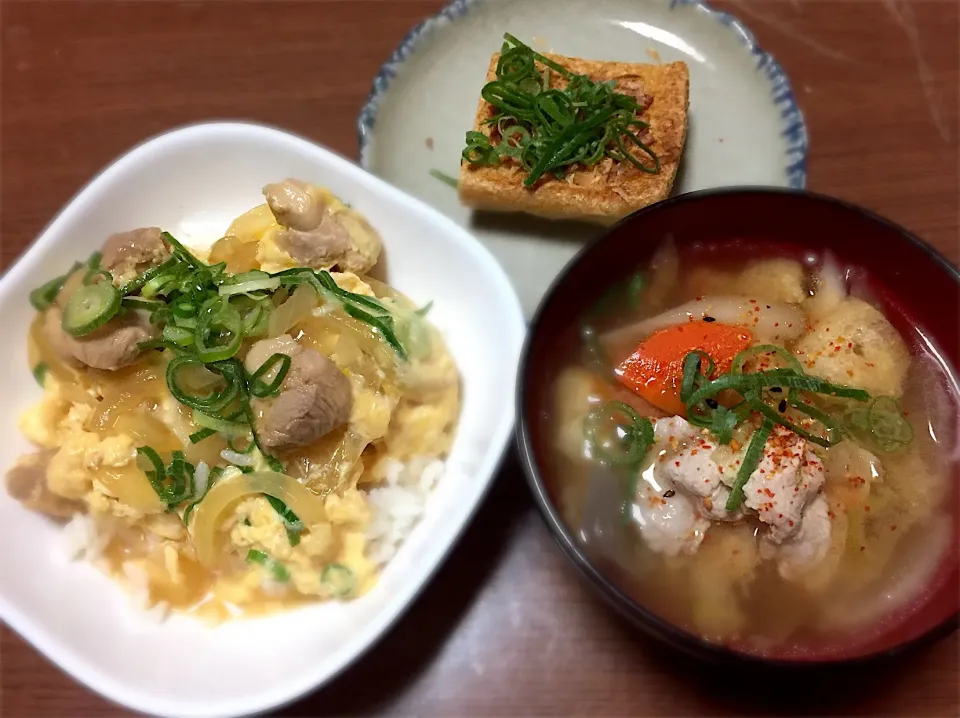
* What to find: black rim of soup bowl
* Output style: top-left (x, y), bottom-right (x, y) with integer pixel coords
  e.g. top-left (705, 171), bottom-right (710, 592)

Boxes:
top-left (515, 186), bottom-right (960, 669)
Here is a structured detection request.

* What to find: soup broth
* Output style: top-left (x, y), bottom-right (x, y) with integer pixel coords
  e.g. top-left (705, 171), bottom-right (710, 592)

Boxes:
top-left (546, 240), bottom-right (958, 655)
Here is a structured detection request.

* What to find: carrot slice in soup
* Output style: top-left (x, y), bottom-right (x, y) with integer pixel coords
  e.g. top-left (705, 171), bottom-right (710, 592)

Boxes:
top-left (615, 321), bottom-right (752, 415)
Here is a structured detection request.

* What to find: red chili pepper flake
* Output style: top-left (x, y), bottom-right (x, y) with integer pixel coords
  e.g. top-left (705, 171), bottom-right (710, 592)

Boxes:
top-left (674, 461), bottom-right (681, 467)
top-left (794, 487), bottom-right (799, 493)
top-left (691, 449), bottom-right (699, 456)
top-left (695, 296), bottom-right (704, 302)
top-left (864, 505), bottom-right (871, 512)
top-left (866, 362), bottom-right (875, 367)
top-left (827, 511), bottom-right (835, 519)
top-left (834, 346), bottom-right (842, 352)
top-left (763, 488), bottom-right (775, 497)
top-left (788, 520), bottom-right (795, 527)
top-left (891, 524), bottom-right (897, 531)
top-left (778, 513), bottom-right (784, 519)
top-left (847, 369), bottom-right (854, 377)
top-left (847, 342), bottom-right (853, 349)
top-left (718, 466), bottom-right (724, 474)
top-left (749, 299), bottom-right (757, 304)
top-left (757, 489), bottom-right (763, 494)
top-left (774, 322), bottom-right (779, 327)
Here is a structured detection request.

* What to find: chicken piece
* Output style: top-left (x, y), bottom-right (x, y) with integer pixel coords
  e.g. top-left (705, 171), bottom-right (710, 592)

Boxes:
top-left (245, 335), bottom-right (352, 450)
top-left (652, 416), bottom-right (743, 521)
top-left (743, 425), bottom-right (825, 543)
top-left (101, 227), bottom-right (170, 287)
top-left (262, 180), bottom-right (325, 231)
top-left (5, 451), bottom-right (82, 518)
top-left (794, 298), bottom-right (910, 397)
top-left (632, 477), bottom-right (710, 557)
top-left (262, 179), bottom-right (381, 275)
top-left (277, 215), bottom-right (350, 268)
top-left (761, 494), bottom-right (833, 582)
top-left (45, 307), bottom-right (158, 371)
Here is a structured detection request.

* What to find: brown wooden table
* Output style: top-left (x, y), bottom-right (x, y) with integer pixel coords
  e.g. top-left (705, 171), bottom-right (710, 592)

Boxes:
top-left (2, 1), bottom-right (958, 715)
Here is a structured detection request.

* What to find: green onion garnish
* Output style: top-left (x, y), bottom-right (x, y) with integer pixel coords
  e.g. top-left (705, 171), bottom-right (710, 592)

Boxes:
top-left (246, 549), bottom-right (290, 583)
top-left (725, 417), bottom-right (774, 512)
top-left (321, 563), bottom-right (355, 597)
top-left (462, 33), bottom-right (659, 186)
top-left (61, 279), bottom-right (121, 337)
top-left (844, 396), bottom-right (913, 453)
top-left (429, 169), bottom-right (459, 188)
top-left (32, 362), bottom-right (48, 387)
top-left (137, 446), bottom-right (196, 508)
top-left (249, 353), bottom-right (292, 398)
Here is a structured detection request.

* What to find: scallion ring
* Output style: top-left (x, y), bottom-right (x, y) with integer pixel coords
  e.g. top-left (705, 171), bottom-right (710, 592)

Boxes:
top-left (61, 281), bottom-right (121, 336)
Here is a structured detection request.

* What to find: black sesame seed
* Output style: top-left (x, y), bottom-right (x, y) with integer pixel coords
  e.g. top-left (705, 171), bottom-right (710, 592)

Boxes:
top-left (705, 398), bottom-right (719, 409)
top-left (663, 489), bottom-right (676, 498)
top-left (703, 316), bottom-right (716, 323)
top-left (770, 386), bottom-right (783, 393)
top-left (778, 399), bottom-right (788, 412)
top-left (766, 305), bottom-right (771, 309)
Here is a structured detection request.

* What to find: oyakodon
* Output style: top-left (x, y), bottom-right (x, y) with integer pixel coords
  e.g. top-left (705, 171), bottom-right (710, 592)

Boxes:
top-left (6, 179), bottom-right (460, 622)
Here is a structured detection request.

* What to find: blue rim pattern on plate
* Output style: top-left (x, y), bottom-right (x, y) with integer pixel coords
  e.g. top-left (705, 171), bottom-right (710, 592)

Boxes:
top-left (356, 0), bottom-right (809, 189)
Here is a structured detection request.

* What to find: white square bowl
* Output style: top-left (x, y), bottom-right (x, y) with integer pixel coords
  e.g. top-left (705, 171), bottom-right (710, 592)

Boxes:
top-left (0, 122), bottom-right (525, 718)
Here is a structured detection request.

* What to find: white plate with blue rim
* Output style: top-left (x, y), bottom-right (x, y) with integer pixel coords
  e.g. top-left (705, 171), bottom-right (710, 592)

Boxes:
top-left (358, 0), bottom-right (808, 318)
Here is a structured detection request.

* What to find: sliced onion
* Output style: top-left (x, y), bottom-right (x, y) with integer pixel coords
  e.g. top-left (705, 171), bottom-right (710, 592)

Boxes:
top-left (269, 284), bottom-right (319, 337)
top-left (193, 409), bottom-right (248, 437)
top-left (193, 461), bottom-right (210, 498)
top-left (805, 252), bottom-right (847, 321)
top-left (602, 295), bottom-right (806, 353)
top-left (191, 471), bottom-right (327, 568)
top-left (220, 448), bottom-right (255, 467)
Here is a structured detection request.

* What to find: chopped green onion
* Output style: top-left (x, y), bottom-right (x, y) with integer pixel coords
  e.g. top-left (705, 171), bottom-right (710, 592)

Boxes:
top-left (218, 271), bottom-right (281, 297)
top-left (731, 344), bottom-right (804, 375)
top-left (725, 418), bottom-right (774, 512)
top-left (32, 362), bottom-right (48, 387)
top-left (29, 272), bottom-right (71, 311)
top-left (122, 296), bottom-right (165, 312)
top-left (192, 408), bottom-right (248, 437)
top-left (246, 549), bottom-right (290, 583)
top-left (429, 169), bottom-right (458, 188)
top-left (163, 324), bottom-right (195, 347)
top-left (249, 353), bottom-right (291, 398)
top-left (584, 400), bottom-right (654, 467)
top-left (627, 272), bottom-right (646, 309)
top-left (188, 427), bottom-right (217, 444)
top-left (415, 301), bottom-right (434, 317)
top-left (321, 563), bottom-right (355, 597)
top-left (61, 280), bottom-right (121, 336)
top-left (194, 298), bottom-right (243, 363)
top-left (166, 355), bottom-right (240, 415)
top-left (136, 446), bottom-right (195, 508)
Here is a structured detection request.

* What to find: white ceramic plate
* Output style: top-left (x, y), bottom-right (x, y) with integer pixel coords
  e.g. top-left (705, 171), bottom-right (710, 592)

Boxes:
top-left (0, 123), bottom-right (524, 718)
top-left (358, 0), bottom-right (808, 317)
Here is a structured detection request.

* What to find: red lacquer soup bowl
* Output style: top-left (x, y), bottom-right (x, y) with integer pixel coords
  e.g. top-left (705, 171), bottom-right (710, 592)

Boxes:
top-left (516, 188), bottom-right (960, 666)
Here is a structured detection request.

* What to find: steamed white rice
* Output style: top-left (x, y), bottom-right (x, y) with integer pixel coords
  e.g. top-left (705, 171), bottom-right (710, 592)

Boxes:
top-left (60, 457), bottom-right (445, 621)
top-left (364, 457), bottom-right (444, 567)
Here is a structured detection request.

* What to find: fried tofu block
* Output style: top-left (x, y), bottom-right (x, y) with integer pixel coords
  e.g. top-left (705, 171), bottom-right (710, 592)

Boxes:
top-left (458, 53), bottom-right (690, 225)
